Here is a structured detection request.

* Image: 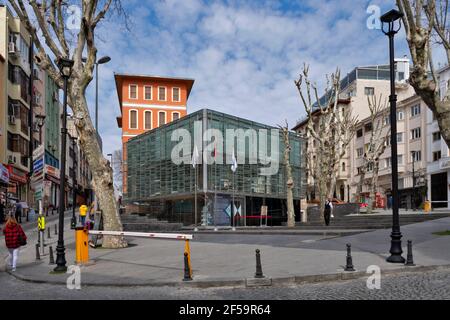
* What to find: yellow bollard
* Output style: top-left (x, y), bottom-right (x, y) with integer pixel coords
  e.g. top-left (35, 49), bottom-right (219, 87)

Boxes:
top-left (184, 239), bottom-right (192, 277)
top-left (75, 227), bottom-right (89, 264)
top-left (424, 200), bottom-right (431, 213)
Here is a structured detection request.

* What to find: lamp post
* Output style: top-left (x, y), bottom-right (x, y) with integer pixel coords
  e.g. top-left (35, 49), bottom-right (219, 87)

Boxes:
top-left (411, 151), bottom-right (417, 211)
top-left (107, 153), bottom-right (113, 168)
top-left (381, 9), bottom-right (405, 263)
top-left (82, 56), bottom-right (111, 131)
top-left (70, 135), bottom-right (78, 229)
top-left (54, 57), bottom-right (74, 272)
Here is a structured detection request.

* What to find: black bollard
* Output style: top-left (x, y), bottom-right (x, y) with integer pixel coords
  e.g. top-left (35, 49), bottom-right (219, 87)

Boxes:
top-left (49, 246), bottom-right (55, 265)
top-left (54, 224), bottom-right (57, 235)
top-left (183, 252), bottom-right (192, 281)
top-left (37, 230), bottom-right (40, 245)
top-left (405, 240), bottom-right (415, 266)
top-left (254, 249), bottom-right (265, 278)
top-left (344, 244), bottom-right (355, 271)
top-left (35, 244), bottom-right (40, 260)
top-left (47, 227), bottom-right (51, 239)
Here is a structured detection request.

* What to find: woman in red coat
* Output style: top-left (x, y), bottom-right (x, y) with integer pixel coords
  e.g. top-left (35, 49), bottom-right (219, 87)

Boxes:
top-left (3, 216), bottom-right (27, 271)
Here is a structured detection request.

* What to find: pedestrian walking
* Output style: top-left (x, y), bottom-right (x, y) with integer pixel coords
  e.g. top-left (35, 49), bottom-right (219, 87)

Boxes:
top-left (324, 198), bottom-right (333, 226)
top-left (79, 204), bottom-right (88, 226)
top-left (14, 202), bottom-right (22, 223)
top-left (3, 216), bottom-right (27, 272)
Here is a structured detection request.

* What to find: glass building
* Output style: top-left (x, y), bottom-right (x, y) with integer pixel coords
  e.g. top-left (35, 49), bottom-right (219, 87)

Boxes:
top-left (126, 109), bottom-right (306, 226)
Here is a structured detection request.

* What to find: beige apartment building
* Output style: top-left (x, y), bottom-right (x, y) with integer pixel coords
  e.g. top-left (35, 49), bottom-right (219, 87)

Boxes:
top-left (0, 5), bottom-right (33, 202)
top-left (293, 59), bottom-right (416, 203)
top-left (351, 94), bottom-right (428, 209)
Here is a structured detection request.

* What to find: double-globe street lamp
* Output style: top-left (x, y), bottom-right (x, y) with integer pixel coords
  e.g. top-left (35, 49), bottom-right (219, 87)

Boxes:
top-left (381, 9), bottom-right (406, 263)
top-left (54, 57), bottom-right (74, 272)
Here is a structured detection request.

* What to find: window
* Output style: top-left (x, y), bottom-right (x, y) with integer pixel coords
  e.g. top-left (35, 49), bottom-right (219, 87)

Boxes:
top-left (158, 111), bottom-right (166, 126)
top-left (144, 86), bottom-right (152, 100)
top-left (397, 72), bottom-right (405, 81)
top-left (433, 151), bottom-right (442, 162)
top-left (144, 111), bottom-right (152, 130)
top-left (129, 85), bottom-right (138, 99)
top-left (129, 110), bottom-right (138, 129)
top-left (383, 116), bottom-right (390, 126)
top-left (365, 87), bottom-right (375, 96)
top-left (357, 128), bottom-right (363, 138)
top-left (410, 127), bottom-right (421, 140)
top-left (367, 162), bottom-right (374, 172)
top-left (172, 112), bottom-right (180, 121)
top-left (397, 133), bottom-right (403, 143)
top-left (410, 104), bottom-right (421, 117)
top-left (158, 87), bottom-right (166, 101)
top-left (398, 178), bottom-right (404, 189)
top-left (172, 87), bottom-right (180, 102)
top-left (433, 132), bottom-right (441, 142)
top-left (342, 162), bottom-right (346, 172)
top-left (385, 157), bottom-right (391, 168)
top-left (364, 123), bottom-right (372, 133)
top-left (357, 148), bottom-right (364, 158)
top-left (397, 111), bottom-right (404, 120)
top-left (411, 151), bottom-right (421, 162)
top-left (398, 154), bottom-right (403, 165)
top-left (357, 167), bottom-right (363, 175)
top-left (8, 64), bottom-right (30, 103)
top-left (432, 113), bottom-right (437, 121)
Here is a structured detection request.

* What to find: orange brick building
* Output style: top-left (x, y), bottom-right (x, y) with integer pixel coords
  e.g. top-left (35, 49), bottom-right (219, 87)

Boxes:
top-left (115, 74), bottom-right (195, 195)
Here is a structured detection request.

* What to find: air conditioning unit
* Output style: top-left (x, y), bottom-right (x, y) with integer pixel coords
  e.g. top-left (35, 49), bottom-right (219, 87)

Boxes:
top-left (33, 94), bottom-right (41, 105)
top-left (8, 42), bottom-right (18, 55)
top-left (8, 115), bottom-right (16, 125)
top-left (8, 155), bottom-right (16, 164)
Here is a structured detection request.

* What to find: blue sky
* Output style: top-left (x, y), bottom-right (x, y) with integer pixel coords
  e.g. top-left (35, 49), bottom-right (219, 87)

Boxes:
top-left (84, 0), bottom-right (417, 158)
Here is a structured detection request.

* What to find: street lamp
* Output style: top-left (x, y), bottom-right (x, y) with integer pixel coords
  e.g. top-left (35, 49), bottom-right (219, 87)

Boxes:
top-left (54, 56), bottom-right (74, 272)
top-left (70, 134), bottom-right (78, 229)
top-left (107, 153), bottom-right (113, 168)
top-left (381, 9), bottom-right (406, 263)
top-left (82, 56), bottom-right (111, 131)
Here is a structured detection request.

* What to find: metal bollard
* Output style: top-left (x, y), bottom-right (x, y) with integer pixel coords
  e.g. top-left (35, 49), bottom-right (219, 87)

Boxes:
top-left (405, 240), bottom-right (415, 266)
top-left (35, 244), bottom-right (40, 260)
top-left (47, 227), bottom-right (51, 239)
top-left (254, 249), bottom-right (265, 278)
top-left (183, 252), bottom-right (192, 281)
top-left (37, 230), bottom-right (40, 245)
top-left (49, 246), bottom-right (55, 265)
top-left (344, 244), bottom-right (355, 271)
top-left (54, 224), bottom-right (58, 235)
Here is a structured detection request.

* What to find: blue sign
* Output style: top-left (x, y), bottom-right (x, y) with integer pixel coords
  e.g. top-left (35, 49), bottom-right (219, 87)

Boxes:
top-left (33, 158), bottom-right (44, 172)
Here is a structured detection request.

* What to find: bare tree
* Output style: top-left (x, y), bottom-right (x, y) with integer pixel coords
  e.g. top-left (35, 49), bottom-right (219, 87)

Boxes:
top-left (355, 95), bottom-right (389, 213)
top-left (397, 0), bottom-right (450, 148)
top-left (112, 149), bottom-right (123, 193)
top-left (295, 65), bottom-right (358, 224)
top-left (279, 121), bottom-right (295, 227)
top-left (8, 0), bottom-right (127, 248)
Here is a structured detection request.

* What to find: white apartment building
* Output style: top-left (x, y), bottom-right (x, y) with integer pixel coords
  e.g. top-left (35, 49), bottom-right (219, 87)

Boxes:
top-left (425, 65), bottom-right (450, 209)
top-left (293, 59), bottom-right (415, 202)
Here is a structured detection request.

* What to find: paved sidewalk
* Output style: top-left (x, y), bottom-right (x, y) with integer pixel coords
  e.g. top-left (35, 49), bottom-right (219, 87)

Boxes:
top-left (1, 217), bottom-right (449, 288)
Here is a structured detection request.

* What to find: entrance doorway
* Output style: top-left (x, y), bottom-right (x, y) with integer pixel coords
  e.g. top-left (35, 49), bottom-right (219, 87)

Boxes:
top-left (431, 172), bottom-right (448, 208)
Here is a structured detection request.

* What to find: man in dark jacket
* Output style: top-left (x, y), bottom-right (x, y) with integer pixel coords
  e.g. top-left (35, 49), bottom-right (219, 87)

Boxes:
top-left (14, 202), bottom-right (22, 223)
top-left (0, 200), bottom-right (5, 224)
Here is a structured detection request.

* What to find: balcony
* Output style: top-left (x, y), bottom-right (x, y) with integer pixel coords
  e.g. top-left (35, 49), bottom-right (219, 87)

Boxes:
top-left (439, 157), bottom-right (450, 170)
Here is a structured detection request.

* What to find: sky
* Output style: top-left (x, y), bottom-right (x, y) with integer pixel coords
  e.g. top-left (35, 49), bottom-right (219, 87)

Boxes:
top-left (81, 0), bottom-right (424, 159)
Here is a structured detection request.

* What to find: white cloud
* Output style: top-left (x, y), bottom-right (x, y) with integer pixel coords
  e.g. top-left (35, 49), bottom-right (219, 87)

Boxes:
top-left (89, 0), bottom-right (415, 158)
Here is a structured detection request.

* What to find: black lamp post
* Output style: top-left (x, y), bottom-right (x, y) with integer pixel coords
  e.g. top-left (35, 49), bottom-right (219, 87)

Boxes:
top-left (381, 9), bottom-right (406, 263)
top-left (54, 57), bottom-right (74, 272)
top-left (411, 151), bottom-right (416, 211)
top-left (70, 134), bottom-right (78, 229)
top-left (82, 56), bottom-right (111, 131)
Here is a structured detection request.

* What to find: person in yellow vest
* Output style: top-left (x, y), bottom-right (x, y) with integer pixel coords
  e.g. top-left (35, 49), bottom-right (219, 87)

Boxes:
top-left (37, 213), bottom-right (45, 247)
top-left (79, 204), bottom-right (88, 226)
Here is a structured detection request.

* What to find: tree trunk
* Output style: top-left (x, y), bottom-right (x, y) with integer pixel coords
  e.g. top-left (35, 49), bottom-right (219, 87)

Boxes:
top-left (70, 84), bottom-right (127, 248)
top-left (282, 131), bottom-right (295, 228)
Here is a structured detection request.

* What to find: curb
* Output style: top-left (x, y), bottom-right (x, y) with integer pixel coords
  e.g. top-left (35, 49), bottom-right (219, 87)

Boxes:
top-left (6, 264), bottom-right (450, 289)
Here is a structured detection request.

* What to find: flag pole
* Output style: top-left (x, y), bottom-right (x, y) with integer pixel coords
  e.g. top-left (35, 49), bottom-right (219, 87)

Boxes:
top-left (194, 164), bottom-right (198, 231)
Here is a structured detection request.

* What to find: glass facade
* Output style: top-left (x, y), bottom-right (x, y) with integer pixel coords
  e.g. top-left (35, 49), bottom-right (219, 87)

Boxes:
top-left (126, 109), bottom-right (306, 226)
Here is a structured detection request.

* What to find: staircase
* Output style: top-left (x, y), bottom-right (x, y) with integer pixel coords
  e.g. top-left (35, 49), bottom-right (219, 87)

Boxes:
top-left (297, 212), bottom-right (450, 229)
top-left (121, 214), bottom-right (183, 232)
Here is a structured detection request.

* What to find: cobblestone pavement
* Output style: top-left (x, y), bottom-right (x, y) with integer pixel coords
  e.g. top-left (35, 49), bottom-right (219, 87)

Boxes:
top-left (0, 269), bottom-right (449, 300)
